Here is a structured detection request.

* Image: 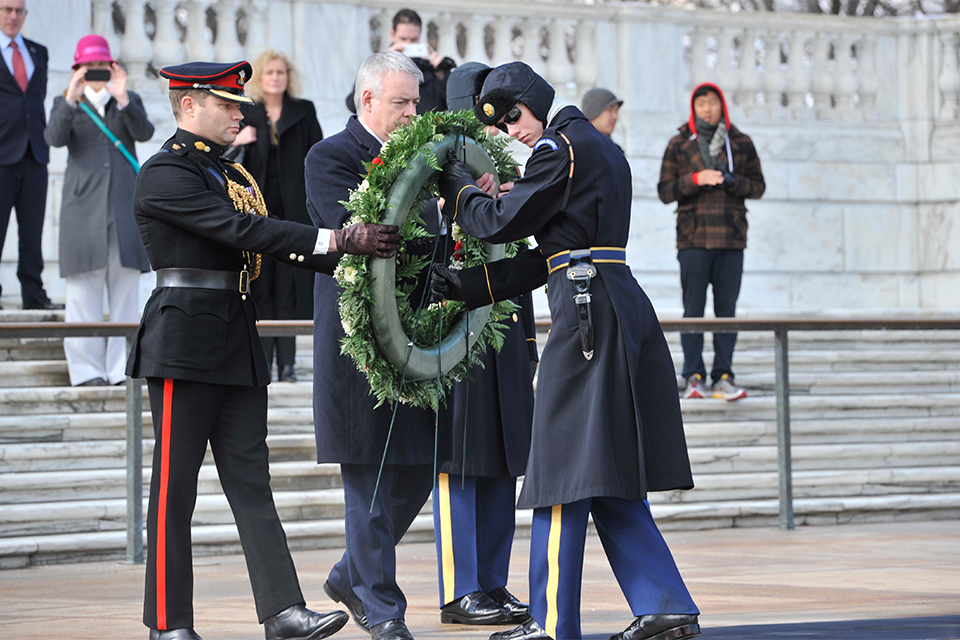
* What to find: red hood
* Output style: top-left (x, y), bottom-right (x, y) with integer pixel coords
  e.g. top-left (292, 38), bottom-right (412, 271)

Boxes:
top-left (688, 82), bottom-right (730, 138)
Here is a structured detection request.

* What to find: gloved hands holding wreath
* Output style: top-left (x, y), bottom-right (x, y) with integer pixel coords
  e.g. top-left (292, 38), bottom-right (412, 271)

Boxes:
top-left (438, 148), bottom-right (479, 206)
top-left (426, 263), bottom-right (464, 304)
top-left (333, 223), bottom-right (402, 258)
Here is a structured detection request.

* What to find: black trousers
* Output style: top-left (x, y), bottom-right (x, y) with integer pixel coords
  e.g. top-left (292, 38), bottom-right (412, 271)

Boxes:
top-left (327, 463), bottom-right (434, 627)
top-left (678, 248), bottom-right (743, 383)
top-left (143, 378), bottom-right (303, 630)
top-left (252, 256), bottom-right (298, 369)
top-left (0, 150), bottom-right (49, 303)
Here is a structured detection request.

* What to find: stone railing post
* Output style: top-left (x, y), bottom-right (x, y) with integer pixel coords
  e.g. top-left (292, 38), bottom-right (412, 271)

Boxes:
top-left (213, 1), bottom-right (244, 63)
top-left (715, 28), bottom-right (738, 99)
top-left (546, 19), bottom-right (571, 92)
top-left (762, 31), bottom-right (786, 117)
top-left (92, 0), bottom-right (120, 57)
top-left (521, 18), bottom-right (546, 77)
top-left (858, 34), bottom-right (879, 119)
top-left (153, 0), bottom-right (184, 70)
top-left (244, 1), bottom-right (269, 62)
top-left (119, 1), bottom-right (153, 90)
top-left (463, 14), bottom-right (489, 65)
top-left (574, 19), bottom-right (596, 96)
top-left (834, 35), bottom-right (858, 118)
top-left (436, 12), bottom-right (460, 63)
top-left (786, 31), bottom-right (810, 118)
top-left (492, 18), bottom-right (514, 66)
top-left (739, 29), bottom-right (761, 116)
top-left (811, 32), bottom-right (834, 118)
top-left (938, 31), bottom-right (960, 120)
top-left (185, 1), bottom-right (215, 62)
top-left (688, 27), bottom-right (709, 89)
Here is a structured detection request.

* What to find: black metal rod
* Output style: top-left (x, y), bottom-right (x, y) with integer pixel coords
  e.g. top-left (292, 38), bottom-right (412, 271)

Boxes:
top-left (774, 327), bottom-right (795, 531)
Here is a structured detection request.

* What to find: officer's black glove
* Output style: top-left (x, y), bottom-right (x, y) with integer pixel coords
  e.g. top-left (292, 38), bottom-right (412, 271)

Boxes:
top-left (438, 148), bottom-right (476, 206)
top-left (335, 223), bottom-right (401, 258)
top-left (721, 171), bottom-right (739, 193)
top-left (427, 263), bottom-right (464, 304)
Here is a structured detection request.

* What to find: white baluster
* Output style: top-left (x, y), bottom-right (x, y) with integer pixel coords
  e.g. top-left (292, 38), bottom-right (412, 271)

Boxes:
top-left (185, 1), bottom-right (215, 62)
top-left (857, 34), bottom-right (879, 120)
top-left (120, 1), bottom-right (153, 89)
top-left (521, 19), bottom-right (546, 77)
top-left (546, 19), bottom-right (571, 90)
top-left (492, 18), bottom-right (514, 66)
top-left (715, 29), bottom-right (738, 98)
top-left (938, 31), bottom-right (960, 120)
top-left (213, 1), bottom-right (244, 63)
top-left (689, 27), bottom-right (709, 88)
top-left (738, 29), bottom-right (760, 116)
top-left (762, 31), bottom-right (785, 118)
top-left (463, 14), bottom-right (488, 64)
top-left (379, 8), bottom-right (394, 53)
top-left (92, 0), bottom-right (120, 57)
top-left (811, 32), bottom-right (834, 118)
top-left (436, 13), bottom-right (460, 63)
top-left (244, 1), bottom-right (269, 62)
top-left (834, 35), bottom-right (858, 118)
top-left (573, 20), bottom-right (595, 96)
top-left (786, 31), bottom-right (810, 118)
top-left (153, 0), bottom-right (184, 70)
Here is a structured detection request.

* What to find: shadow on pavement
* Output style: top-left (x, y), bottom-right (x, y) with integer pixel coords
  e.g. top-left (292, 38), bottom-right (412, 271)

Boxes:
top-left (696, 615), bottom-right (960, 639)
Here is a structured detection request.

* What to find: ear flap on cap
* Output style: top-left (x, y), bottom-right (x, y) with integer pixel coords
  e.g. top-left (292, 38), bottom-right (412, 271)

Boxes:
top-left (474, 87), bottom-right (519, 126)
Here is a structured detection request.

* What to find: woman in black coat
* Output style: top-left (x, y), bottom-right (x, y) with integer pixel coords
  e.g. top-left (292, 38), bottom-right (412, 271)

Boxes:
top-left (230, 50), bottom-right (323, 382)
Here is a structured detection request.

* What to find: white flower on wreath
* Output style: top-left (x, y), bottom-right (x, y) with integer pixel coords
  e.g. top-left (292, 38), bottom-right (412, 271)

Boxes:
top-left (341, 316), bottom-right (354, 336)
top-left (358, 179), bottom-right (370, 193)
top-left (341, 266), bottom-right (358, 284)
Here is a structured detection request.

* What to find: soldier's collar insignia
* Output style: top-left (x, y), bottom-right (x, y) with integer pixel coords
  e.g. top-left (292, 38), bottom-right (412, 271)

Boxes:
top-left (483, 103), bottom-right (495, 117)
top-left (172, 143), bottom-right (181, 150)
top-left (194, 141), bottom-right (211, 153)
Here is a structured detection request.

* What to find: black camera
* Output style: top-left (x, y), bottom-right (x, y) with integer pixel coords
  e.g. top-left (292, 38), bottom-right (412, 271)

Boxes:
top-left (84, 68), bottom-right (111, 82)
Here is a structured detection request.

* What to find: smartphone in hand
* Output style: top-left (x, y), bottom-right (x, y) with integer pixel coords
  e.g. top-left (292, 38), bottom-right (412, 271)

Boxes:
top-left (403, 42), bottom-right (428, 58)
top-left (85, 68), bottom-right (112, 82)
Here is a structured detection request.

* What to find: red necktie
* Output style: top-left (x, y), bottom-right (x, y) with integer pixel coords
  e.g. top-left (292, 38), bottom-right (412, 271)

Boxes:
top-left (10, 41), bottom-right (28, 93)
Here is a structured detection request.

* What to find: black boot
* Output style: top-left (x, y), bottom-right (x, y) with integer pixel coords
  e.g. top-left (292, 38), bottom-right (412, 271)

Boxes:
top-left (441, 591), bottom-right (512, 624)
top-left (486, 586), bottom-right (531, 623)
top-left (489, 618), bottom-right (550, 640)
top-left (263, 604), bottom-right (348, 640)
top-left (149, 629), bottom-right (203, 640)
top-left (611, 614), bottom-right (701, 640)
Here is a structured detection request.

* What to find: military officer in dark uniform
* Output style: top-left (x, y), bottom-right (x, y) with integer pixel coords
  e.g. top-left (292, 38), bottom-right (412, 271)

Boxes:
top-left (127, 61), bottom-right (401, 640)
top-left (429, 61), bottom-right (536, 626)
top-left (432, 62), bottom-right (701, 640)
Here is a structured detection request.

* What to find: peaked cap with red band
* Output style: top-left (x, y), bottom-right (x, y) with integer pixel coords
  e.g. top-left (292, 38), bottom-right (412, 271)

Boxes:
top-left (159, 61), bottom-right (254, 105)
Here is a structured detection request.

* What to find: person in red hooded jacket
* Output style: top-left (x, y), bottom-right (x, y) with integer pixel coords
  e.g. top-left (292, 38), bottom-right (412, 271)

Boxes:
top-left (657, 83), bottom-right (765, 402)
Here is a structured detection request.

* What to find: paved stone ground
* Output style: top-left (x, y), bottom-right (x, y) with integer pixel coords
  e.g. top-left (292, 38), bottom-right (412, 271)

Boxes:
top-left (0, 521), bottom-right (958, 640)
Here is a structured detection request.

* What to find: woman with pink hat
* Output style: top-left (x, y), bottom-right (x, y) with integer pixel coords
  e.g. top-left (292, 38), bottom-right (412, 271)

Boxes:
top-left (44, 34), bottom-right (153, 386)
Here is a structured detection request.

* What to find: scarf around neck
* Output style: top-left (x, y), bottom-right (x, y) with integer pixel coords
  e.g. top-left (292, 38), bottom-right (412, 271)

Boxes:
top-left (83, 85), bottom-right (111, 117)
top-left (695, 116), bottom-right (728, 171)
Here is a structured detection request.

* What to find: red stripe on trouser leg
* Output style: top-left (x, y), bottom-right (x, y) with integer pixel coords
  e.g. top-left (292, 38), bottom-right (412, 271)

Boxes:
top-left (157, 378), bottom-right (174, 629)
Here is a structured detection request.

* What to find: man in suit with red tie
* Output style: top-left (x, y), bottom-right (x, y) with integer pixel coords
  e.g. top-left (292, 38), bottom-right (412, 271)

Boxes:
top-left (0, 0), bottom-right (62, 310)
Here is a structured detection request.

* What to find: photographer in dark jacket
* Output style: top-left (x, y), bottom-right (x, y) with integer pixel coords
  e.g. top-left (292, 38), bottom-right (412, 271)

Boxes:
top-left (657, 82), bottom-right (765, 402)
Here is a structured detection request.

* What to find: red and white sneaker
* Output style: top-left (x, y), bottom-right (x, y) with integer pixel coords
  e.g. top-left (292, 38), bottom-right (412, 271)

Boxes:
top-left (711, 374), bottom-right (747, 401)
top-left (683, 374), bottom-right (706, 399)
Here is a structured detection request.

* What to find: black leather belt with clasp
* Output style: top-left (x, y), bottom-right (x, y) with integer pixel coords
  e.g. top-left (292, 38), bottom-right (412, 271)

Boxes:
top-left (155, 268), bottom-right (250, 295)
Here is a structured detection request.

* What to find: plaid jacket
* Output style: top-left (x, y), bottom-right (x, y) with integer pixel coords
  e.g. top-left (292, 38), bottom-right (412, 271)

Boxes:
top-left (657, 122), bottom-right (765, 250)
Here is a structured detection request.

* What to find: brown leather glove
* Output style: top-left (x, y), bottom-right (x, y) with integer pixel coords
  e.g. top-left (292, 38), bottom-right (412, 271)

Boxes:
top-left (334, 223), bottom-right (401, 258)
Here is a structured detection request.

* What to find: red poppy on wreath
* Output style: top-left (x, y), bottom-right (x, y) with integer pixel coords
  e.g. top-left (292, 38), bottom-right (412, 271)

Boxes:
top-left (371, 156), bottom-right (383, 166)
top-left (453, 240), bottom-right (464, 262)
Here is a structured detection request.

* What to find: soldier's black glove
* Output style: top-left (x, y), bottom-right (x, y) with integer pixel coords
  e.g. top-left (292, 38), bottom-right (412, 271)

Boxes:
top-left (438, 148), bottom-right (476, 207)
top-left (334, 223), bottom-right (401, 258)
top-left (721, 171), bottom-right (739, 193)
top-left (427, 263), bottom-right (464, 304)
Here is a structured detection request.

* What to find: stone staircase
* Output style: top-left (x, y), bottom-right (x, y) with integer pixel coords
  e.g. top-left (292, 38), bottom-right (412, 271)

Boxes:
top-left (1, 315), bottom-right (959, 568)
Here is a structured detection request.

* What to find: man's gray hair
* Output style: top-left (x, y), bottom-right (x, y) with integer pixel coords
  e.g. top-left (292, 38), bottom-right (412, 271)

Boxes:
top-left (353, 51), bottom-right (423, 113)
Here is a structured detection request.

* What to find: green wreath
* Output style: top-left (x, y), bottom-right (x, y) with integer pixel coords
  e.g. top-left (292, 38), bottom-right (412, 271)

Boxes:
top-left (336, 112), bottom-right (520, 411)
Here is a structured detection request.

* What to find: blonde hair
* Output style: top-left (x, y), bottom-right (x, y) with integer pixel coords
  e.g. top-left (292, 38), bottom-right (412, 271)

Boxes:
top-left (246, 49), bottom-right (300, 103)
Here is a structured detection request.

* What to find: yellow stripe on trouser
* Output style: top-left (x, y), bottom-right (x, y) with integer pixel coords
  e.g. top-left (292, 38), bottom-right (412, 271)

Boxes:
top-left (438, 473), bottom-right (456, 604)
top-left (545, 504), bottom-right (563, 638)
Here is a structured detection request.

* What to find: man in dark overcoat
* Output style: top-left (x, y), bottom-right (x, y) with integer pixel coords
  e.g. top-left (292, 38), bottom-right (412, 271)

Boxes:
top-left (429, 61), bottom-right (536, 626)
top-left (305, 51), bottom-right (446, 640)
top-left (127, 60), bottom-right (400, 640)
top-left (432, 62), bottom-right (701, 640)
top-left (0, 0), bottom-right (62, 309)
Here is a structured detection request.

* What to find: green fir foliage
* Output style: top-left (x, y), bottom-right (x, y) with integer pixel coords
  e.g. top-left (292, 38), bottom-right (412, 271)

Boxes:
top-left (335, 111), bottom-right (522, 411)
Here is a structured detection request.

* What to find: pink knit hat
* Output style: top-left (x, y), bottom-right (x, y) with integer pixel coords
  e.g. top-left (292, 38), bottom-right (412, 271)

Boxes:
top-left (73, 34), bottom-right (115, 69)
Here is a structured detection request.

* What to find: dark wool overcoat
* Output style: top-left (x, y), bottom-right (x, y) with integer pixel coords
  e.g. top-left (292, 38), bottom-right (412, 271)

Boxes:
top-left (0, 38), bottom-right (48, 165)
top-left (305, 116), bottom-right (449, 465)
top-left (237, 95), bottom-right (323, 319)
top-left (126, 129), bottom-right (338, 387)
top-left (657, 82), bottom-right (765, 250)
top-left (45, 92), bottom-right (153, 277)
top-left (445, 106), bottom-right (694, 509)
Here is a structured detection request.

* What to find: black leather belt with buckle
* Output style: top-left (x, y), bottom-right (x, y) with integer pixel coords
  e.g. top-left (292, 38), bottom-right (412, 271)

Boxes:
top-left (156, 268), bottom-right (250, 295)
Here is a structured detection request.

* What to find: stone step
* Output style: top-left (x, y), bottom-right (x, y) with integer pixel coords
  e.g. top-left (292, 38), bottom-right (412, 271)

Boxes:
top-left (0, 461), bottom-right (343, 505)
top-left (5, 491), bottom-right (960, 568)
top-left (679, 393), bottom-right (960, 422)
top-left (731, 370), bottom-right (960, 396)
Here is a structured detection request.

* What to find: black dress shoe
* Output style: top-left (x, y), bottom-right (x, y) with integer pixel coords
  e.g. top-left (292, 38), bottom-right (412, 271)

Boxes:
top-left (263, 604), bottom-right (348, 640)
top-left (486, 586), bottom-right (531, 623)
top-left (279, 365), bottom-right (298, 382)
top-left (322, 579), bottom-right (369, 632)
top-left (611, 614), bottom-right (700, 640)
top-left (490, 618), bottom-right (550, 640)
top-left (441, 590), bottom-right (512, 624)
top-left (370, 619), bottom-right (414, 640)
top-left (77, 377), bottom-right (109, 386)
top-left (149, 629), bottom-right (203, 640)
top-left (22, 298), bottom-right (65, 310)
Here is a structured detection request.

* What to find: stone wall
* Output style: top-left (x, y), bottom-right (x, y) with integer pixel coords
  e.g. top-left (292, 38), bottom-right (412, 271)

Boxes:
top-left (5, 0), bottom-right (960, 313)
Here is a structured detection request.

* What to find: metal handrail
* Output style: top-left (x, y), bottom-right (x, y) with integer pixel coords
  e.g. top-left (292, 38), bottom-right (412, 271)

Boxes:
top-left (3, 315), bottom-right (960, 561)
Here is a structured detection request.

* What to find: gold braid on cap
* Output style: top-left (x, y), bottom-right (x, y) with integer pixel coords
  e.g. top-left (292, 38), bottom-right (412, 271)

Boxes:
top-left (224, 162), bottom-right (266, 281)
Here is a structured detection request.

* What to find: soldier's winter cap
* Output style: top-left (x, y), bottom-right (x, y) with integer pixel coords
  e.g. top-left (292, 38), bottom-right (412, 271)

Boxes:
top-left (581, 88), bottom-right (623, 121)
top-left (446, 61), bottom-right (492, 112)
top-left (475, 62), bottom-right (555, 128)
top-left (160, 61), bottom-right (254, 104)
